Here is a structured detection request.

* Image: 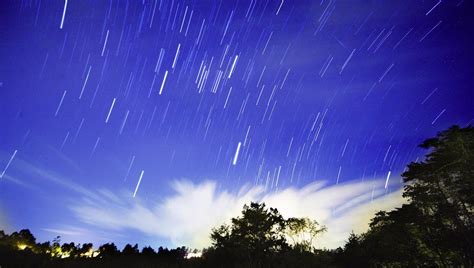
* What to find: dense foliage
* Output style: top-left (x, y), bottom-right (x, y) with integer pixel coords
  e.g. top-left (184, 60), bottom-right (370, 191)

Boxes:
top-left (336, 125), bottom-right (474, 267)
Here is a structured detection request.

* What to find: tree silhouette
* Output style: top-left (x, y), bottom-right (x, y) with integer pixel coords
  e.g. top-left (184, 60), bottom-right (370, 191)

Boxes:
top-left (141, 246), bottom-right (155, 257)
top-left (98, 243), bottom-right (119, 258)
top-left (337, 125), bottom-right (474, 267)
top-left (285, 217), bottom-right (327, 252)
top-left (210, 202), bottom-right (288, 255)
top-left (60, 242), bottom-right (77, 258)
top-left (9, 229), bottom-right (36, 250)
top-left (206, 202), bottom-right (329, 267)
top-left (122, 243), bottom-right (139, 255)
top-left (361, 205), bottom-right (436, 266)
top-left (402, 125), bottom-right (474, 265)
top-left (78, 242), bottom-right (93, 257)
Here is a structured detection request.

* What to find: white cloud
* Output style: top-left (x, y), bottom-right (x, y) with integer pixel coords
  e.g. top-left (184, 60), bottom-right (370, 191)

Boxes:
top-left (66, 178), bottom-right (405, 249)
top-left (2, 153), bottom-right (406, 249)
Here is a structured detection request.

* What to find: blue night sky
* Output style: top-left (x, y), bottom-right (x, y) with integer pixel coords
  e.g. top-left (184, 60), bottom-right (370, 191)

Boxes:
top-left (0, 0), bottom-right (473, 249)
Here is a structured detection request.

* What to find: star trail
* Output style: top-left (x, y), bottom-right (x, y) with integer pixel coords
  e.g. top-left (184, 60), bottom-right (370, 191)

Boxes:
top-left (0, 0), bottom-right (473, 248)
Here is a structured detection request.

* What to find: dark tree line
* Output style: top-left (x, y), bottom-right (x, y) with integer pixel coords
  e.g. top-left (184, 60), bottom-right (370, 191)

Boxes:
top-left (0, 229), bottom-right (191, 267)
top-left (1, 125), bottom-right (473, 267)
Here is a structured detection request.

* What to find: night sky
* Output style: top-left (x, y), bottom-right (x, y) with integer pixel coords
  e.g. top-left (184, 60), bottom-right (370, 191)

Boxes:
top-left (0, 0), bottom-right (473, 249)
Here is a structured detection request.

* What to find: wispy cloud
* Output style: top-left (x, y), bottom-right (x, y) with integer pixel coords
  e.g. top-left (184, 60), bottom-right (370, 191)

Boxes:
top-left (42, 226), bottom-right (123, 245)
top-left (1, 153), bottom-right (99, 200)
top-left (66, 179), bottom-right (405, 249)
top-left (1, 173), bottom-right (38, 191)
top-left (2, 154), bottom-right (405, 249)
